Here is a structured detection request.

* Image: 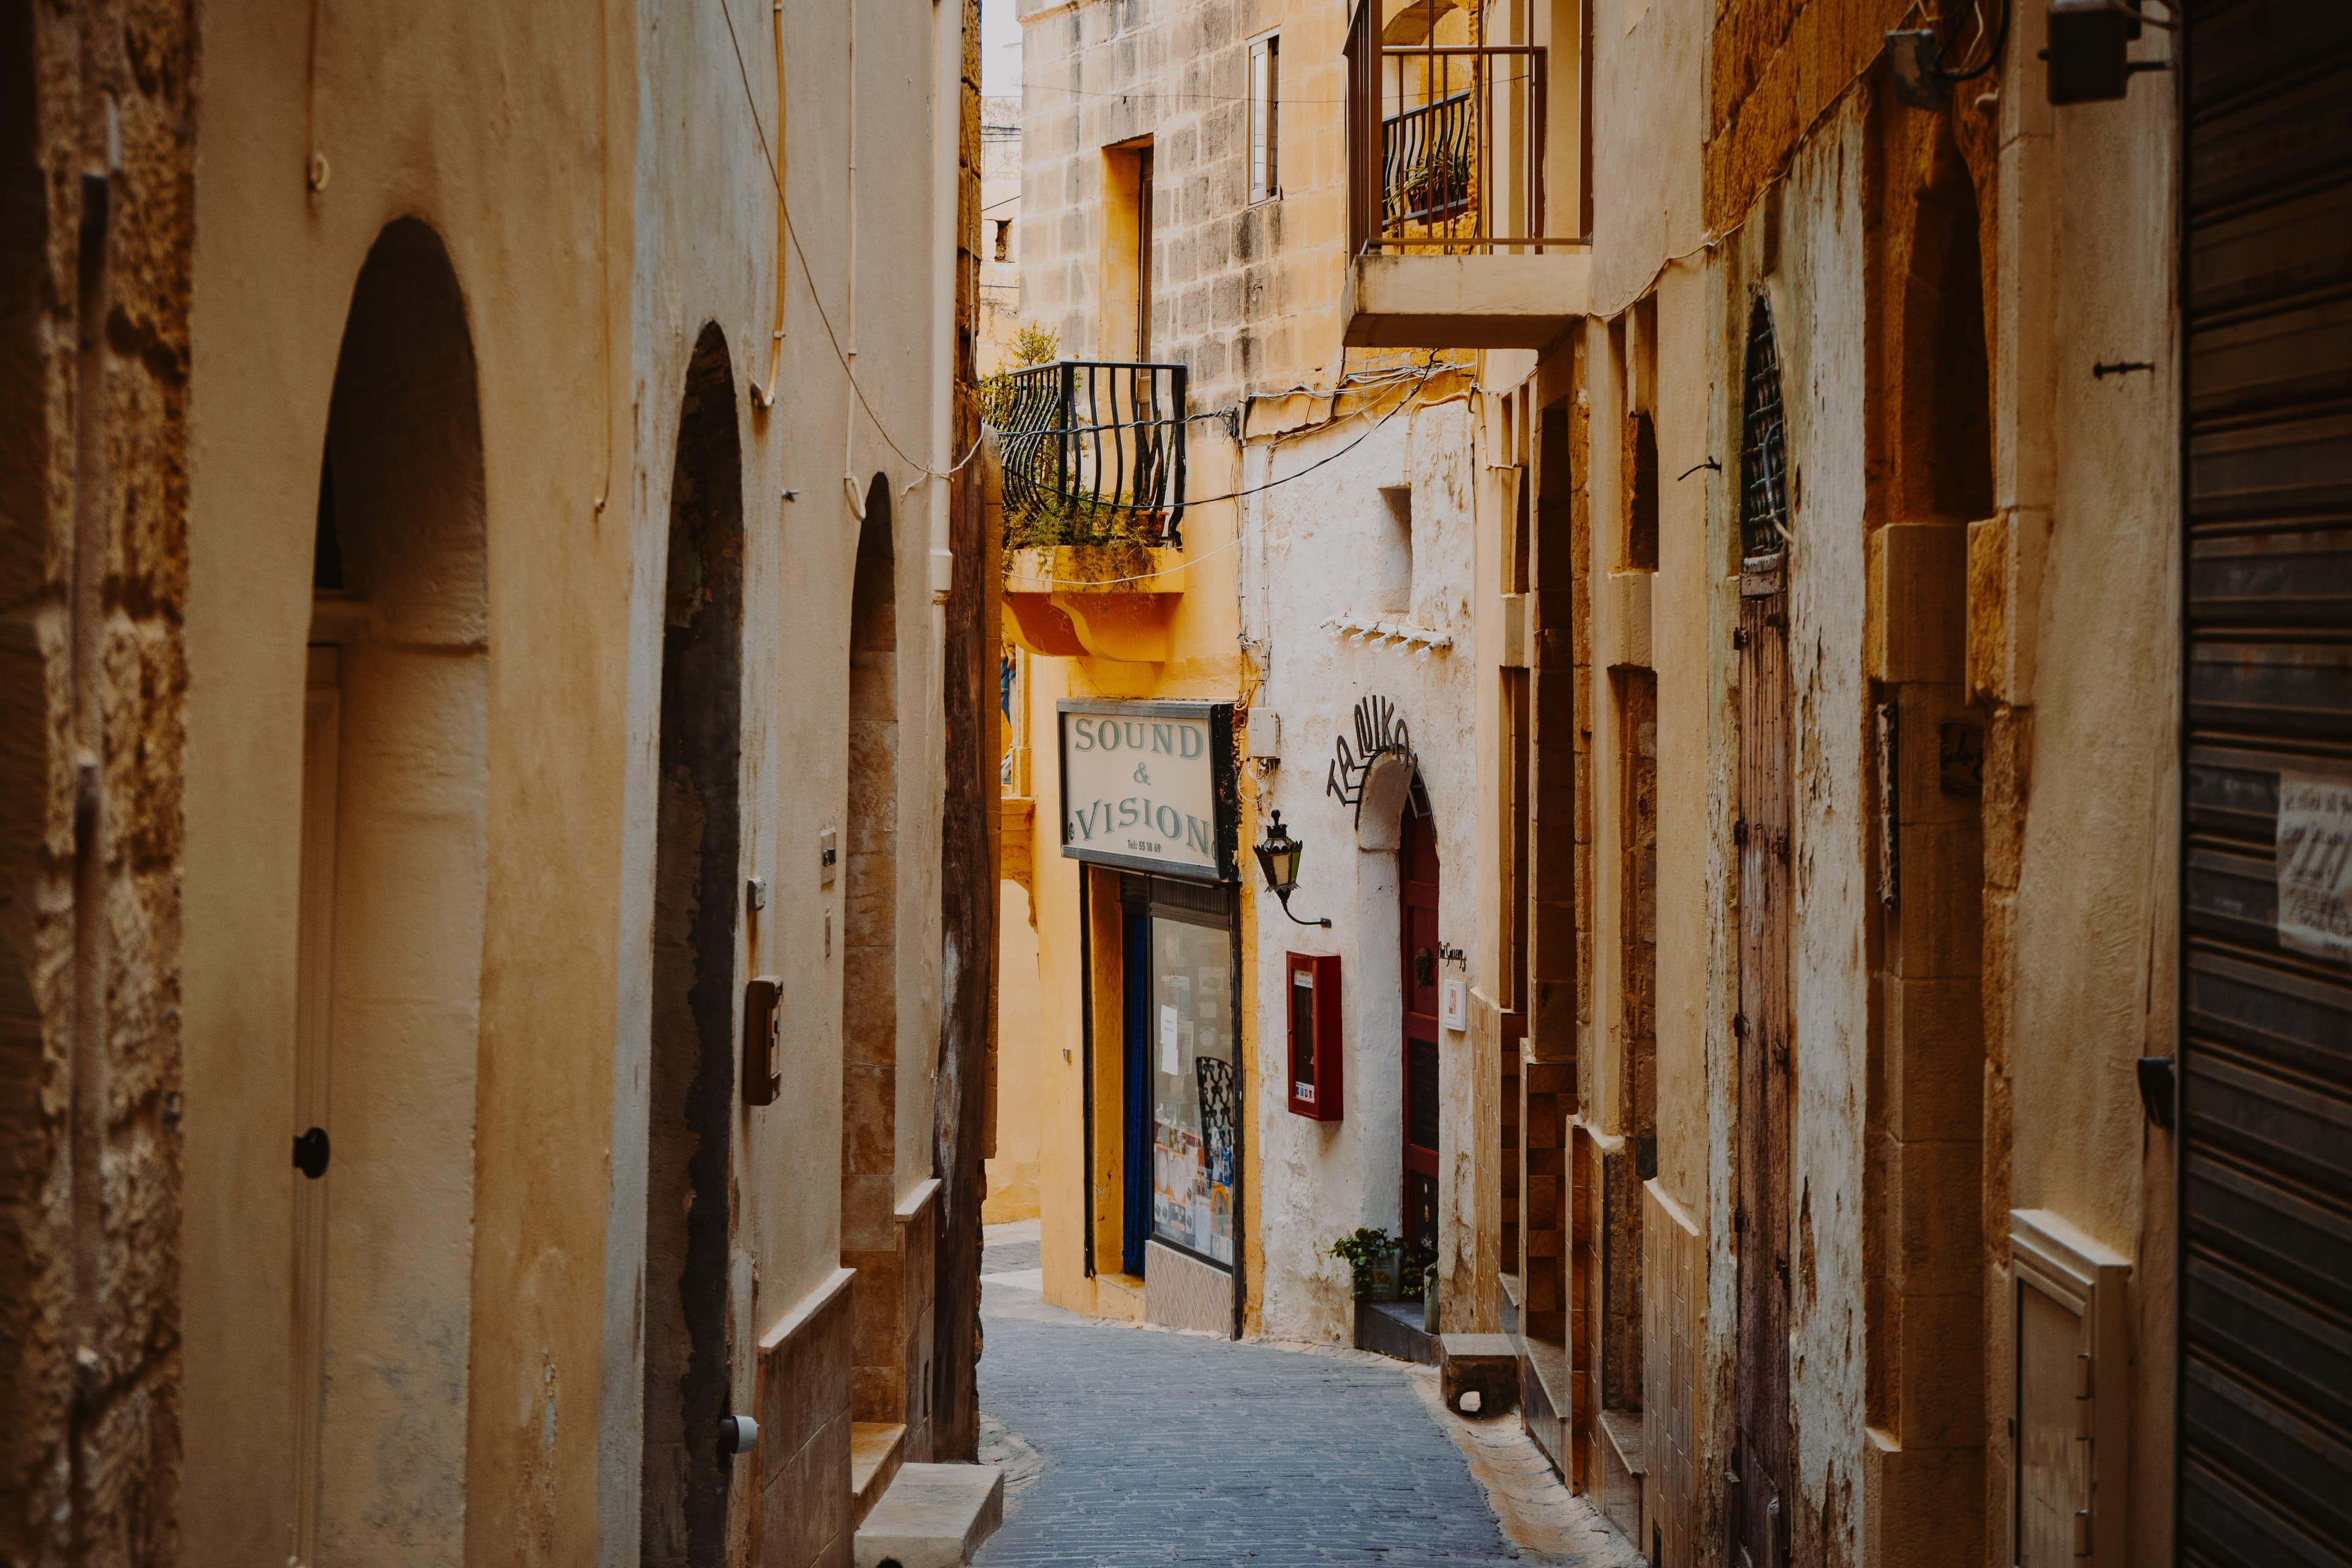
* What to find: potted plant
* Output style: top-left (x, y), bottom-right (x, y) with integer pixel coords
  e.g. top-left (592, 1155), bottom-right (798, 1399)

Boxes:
top-left (1327, 1227), bottom-right (1404, 1302)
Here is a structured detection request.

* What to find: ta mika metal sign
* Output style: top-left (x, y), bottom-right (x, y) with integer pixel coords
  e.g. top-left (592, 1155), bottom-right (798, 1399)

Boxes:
top-left (1057, 699), bottom-right (1238, 882)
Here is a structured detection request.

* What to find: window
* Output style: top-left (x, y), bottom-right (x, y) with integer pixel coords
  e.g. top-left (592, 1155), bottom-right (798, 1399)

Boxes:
top-left (1739, 296), bottom-right (1790, 562)
top-left (993, 218), bottom-right (1011, 263)
top-left (1103, 141), bottom-right (1154, 360)
top-left (1374, 484), bottom-right (1414, 612)
top-left (1148, 912), bottom-right (1235, 1264)
top-left (1250, 36), bottom-right (1280, 202)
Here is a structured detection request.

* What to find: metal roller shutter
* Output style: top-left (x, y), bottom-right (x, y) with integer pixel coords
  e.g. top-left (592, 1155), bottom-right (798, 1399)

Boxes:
top-left (2179, 6), bottom-right (2352, 1564)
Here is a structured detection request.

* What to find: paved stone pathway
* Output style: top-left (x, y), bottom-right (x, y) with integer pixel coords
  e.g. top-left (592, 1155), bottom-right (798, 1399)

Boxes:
top-left (973, 1222), bottom-right (1638, 1568)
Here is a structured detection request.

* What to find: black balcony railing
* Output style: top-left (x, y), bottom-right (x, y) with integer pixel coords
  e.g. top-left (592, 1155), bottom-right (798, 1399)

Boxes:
top-left (984, 360), bottom-right (1189, 549)
top-left (1347, 4), bottom-right (1569, 255)
top-left (1385, 89), bottom-right (1475, 226)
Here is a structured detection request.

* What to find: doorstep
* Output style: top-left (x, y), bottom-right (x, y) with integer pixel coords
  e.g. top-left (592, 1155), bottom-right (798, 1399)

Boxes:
top-left (1437, 1333), bottom-right (1520, 1417)
top-left (850, 1422), bottom-right (907, 1529)
top-left (853, 1462), bottom-right (1005, 1568)
top-left (1353, 1298), bottom-right (1438, 1365)
top-left (1596, 1409), bottom-right (1645, 1543)
top-left (1518, 1335), bottom-right (1570, 1476)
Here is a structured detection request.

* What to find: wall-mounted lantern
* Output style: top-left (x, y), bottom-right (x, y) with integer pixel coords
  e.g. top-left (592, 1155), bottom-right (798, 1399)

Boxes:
top-left (1254, 810), bottom-right (1332, 928)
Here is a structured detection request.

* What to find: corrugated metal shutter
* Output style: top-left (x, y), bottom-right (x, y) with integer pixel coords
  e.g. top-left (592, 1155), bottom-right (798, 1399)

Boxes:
top-left (2179, 6), bottom-right (2352, 1565)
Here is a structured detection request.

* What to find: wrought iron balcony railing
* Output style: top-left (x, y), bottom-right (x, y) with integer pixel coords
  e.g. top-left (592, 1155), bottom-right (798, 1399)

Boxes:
top-left (1347, 7), bottom-right (1566, 255)
top-left (982, 360), bottom-right (1189, 549)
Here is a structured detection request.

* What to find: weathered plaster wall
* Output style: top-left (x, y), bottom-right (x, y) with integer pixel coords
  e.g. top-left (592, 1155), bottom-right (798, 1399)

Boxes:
top-left (1981, 4), bottom-right (2179, 1555)
top-left (1242, 396), bottom-right (1484, 1344)
top-left (178, 0), bottom-right (960, 1561)
top-left (983, 880), bottom-right (1044, 1223)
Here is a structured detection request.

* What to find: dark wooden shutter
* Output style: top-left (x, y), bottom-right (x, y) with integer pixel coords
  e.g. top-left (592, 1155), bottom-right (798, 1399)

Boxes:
top-left (1402, 778), bottom-right (1444, 1257)
top-left (2179, 6), bottom-right (2352, 1564)
top-left (1732, 298), bottom-right (1795, 1568)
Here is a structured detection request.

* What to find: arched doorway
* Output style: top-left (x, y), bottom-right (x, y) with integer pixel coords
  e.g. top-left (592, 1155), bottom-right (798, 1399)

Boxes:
top-left (1398, 778), bottom-right (1442, 1261)
top-left (639, 324), bottom-right (746, 1568)
top-left (841, 477), bottom-right (905, 1429)
top-left (292, 219), bottom-right (489, 1566)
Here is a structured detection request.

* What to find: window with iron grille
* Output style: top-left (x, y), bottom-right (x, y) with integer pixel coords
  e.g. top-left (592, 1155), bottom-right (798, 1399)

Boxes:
top-left (1740, 297), bottom-right (1790, 564)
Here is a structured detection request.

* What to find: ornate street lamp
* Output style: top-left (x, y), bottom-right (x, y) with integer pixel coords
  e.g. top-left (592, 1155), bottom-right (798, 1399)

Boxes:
top-left (1253, 810), bottom-right (1331, 929)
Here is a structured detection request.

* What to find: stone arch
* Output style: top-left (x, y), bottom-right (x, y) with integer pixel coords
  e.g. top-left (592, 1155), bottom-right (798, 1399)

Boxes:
top-left (1351, 753), bottom-right (1431, 1242)
top-left (1381, 0), bottom-right (1471, 46)
top-left (841, 473), bottom-right (905, 1424)
top-left (295, 216), bottom-right (489, 1564)
top-left (1897, 127), bottom-right (1994, 522)
top-left (640, 322), bottom-right (745, 1568)
top-left (1858, 104), bottom-right (1991, 1553)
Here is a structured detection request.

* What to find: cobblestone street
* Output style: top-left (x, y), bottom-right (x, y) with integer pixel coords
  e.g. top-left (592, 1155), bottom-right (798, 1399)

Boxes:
top-left (974, 1224), bottom-right (1638, 1568)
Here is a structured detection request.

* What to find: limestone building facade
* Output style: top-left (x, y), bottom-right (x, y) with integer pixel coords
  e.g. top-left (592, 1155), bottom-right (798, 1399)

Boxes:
top-left (1, 0), bottom-right (1000, 1562)
top-left (1326, 1), bottom-right (2349, 1565)
top-left (997, 0), bottom-right (1502, 1348)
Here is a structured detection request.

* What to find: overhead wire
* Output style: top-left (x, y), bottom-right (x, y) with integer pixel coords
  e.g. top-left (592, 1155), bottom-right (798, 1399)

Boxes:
top-left (715, 0), bottom-right (981, 482)
top-left (1011, 357), bottom-right (1451, 587)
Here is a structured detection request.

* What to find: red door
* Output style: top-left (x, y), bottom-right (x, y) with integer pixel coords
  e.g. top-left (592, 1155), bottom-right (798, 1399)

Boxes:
top-left (1400, 780), bottom-right (1442, 1259)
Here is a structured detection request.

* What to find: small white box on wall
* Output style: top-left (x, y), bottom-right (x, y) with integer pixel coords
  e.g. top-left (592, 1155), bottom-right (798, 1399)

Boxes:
top-left (1441, 978), bottom-right (1469, 1032)
top-left (1246, 709), bottom-right (1280, 761)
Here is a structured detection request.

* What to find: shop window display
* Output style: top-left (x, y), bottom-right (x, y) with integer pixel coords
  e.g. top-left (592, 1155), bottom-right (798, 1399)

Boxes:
top-left (1150, 916), bottom-right (1236, 1264)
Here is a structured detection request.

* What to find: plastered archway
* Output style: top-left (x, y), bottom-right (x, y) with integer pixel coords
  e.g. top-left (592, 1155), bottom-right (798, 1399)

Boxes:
top-left (639, 323), bottom-right (745, 1568)
top-left (1348, 751), bottom-right (1428, 1241)
top-left (841, 475), bottom-right (908, 1429)
top-left (293, 217), bottom-right (489, 1566)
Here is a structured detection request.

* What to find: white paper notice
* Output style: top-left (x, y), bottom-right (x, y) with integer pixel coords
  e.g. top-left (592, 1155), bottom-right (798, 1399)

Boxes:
top-left (1159, 1005), bottom-right (1180, 1075)
top-left (2277, 769), bottom-right (2352, 965)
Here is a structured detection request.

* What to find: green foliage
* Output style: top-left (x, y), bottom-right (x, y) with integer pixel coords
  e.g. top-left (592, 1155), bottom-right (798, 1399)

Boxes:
top-left (1400, 146), bottom-right (1473, 214)
top-left (1327, 1227), bottom-right (1439, 1300)
top-left (981, 323), bottom-right (1170, 559)
top-left (998, 494), bottom-right (1160, 559)
top-left (1010, 322), bottom-right (1060, 368)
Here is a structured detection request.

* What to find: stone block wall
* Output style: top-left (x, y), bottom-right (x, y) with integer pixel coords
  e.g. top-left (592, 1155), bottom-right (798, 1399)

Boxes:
top-left (756, 1272), bottom-right (855, 1568)
top-left (1017, 0), bottom-right (1343, 410)
top-left (0, 4), bottom-right (195, 1562)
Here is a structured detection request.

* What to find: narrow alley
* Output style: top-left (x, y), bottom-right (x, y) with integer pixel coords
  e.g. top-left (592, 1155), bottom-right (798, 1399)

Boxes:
top-left (974, 1224), bottom-right (1638, 1567)
top-left (7, 2), bottom-right (2348, 1567)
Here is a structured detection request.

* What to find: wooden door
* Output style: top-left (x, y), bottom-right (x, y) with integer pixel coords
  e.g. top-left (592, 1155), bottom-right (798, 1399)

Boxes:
top-left (1735, 567), bottom-right (1794, 1566)
top-left (2177, 7), bottom-right (2352, 1561)
top-left (1733, 296), bottom-right (1794, 1568)
top-left (291, 647), bottom-right (340, 1567)
top-left (1401, 780), bottom-right (1443, 1257)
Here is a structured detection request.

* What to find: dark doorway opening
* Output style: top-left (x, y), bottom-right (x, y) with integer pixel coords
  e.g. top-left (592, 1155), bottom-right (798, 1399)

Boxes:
top-left (641, 324), bottom-right (745, 1568)
top-left (1400, 777), bottom-right (1441, 1259)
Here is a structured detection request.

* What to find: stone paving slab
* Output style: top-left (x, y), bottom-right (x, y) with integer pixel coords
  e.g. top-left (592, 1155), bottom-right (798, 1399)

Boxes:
top-left (973, 1311), bottom-right (1634, 1568)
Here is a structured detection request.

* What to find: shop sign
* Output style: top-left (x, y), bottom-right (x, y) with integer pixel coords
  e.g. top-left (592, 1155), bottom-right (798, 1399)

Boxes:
top-left (1058, 699), bottom-right (1238, 881)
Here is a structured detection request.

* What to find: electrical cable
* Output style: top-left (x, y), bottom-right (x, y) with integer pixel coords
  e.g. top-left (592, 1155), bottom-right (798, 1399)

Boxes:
top-left (1932, 0), bottom-right (2011, 80)
top-left (1009, 358), bottom-right (1450, 587)
top-left (717, 0), bottom-right (981, 481)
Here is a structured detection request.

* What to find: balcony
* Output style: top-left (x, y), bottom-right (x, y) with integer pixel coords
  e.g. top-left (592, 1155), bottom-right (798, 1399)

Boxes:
top-left (983, 360), bottom-right (1188, 549)
top-left (984, 360), bottom-right (1189, 675)
top-left (1342, 4), bottom-right (1589, 350)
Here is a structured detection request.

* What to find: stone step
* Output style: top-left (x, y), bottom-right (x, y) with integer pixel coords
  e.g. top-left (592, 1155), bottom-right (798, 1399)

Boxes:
top-left (849, 1422), bottom-right (907, 1531)
top-left (1438, 1332), bottom-right (1521, 1417)
top-left (853, 1462), bottom-right (1005, 1568)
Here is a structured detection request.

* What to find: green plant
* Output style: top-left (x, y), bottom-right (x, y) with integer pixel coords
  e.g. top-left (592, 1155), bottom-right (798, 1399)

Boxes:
top-left (1401, 146), bottom-right (1473, 214)
top-left (1329, 1228), bottom-right (1439, 1301)
top-left (1327, 1227), bottom-right (1400, 1301)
